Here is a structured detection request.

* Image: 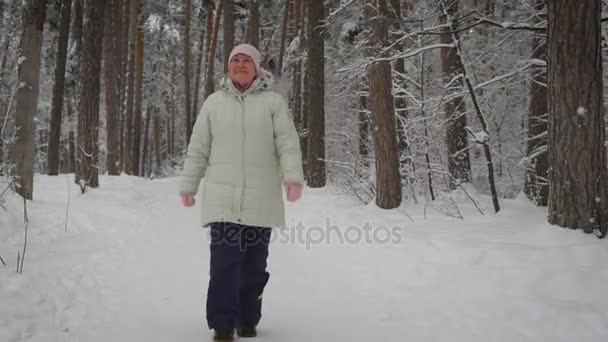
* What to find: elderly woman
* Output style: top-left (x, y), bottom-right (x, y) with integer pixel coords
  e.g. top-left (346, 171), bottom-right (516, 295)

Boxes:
top-left (179, 43), bottom-right (304, 340)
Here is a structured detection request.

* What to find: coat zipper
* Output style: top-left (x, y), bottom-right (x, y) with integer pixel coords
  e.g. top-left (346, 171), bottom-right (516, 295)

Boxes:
top-left (239, 95), bottom-right (246, 220)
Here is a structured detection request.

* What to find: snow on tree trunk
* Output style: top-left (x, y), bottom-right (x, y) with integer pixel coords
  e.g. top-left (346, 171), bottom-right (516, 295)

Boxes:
top-left (47, 0), bottom-right (72, 176)
top-left (524, 0), bottom-right (548, 206)
top-left (440, 0), bottom-right (471, 189)
top-left (14, 0), bottom-right (47, 199)
top-left (306, 0), bottom-right (326, 188)
top-left (363, 0), bottom-right (402, 209)
top-left (76, 0), bottom-right (106, 190)
top-left (547, 0), bottom-right (608, 235)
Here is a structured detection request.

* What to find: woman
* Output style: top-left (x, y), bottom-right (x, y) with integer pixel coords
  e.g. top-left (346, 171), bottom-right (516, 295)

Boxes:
top-left (179, 43), bottom-right (304, 341)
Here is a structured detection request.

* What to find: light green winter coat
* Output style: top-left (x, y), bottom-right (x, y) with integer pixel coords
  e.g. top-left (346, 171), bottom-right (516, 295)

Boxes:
top-left (179, 69), bottom-right (304, 228)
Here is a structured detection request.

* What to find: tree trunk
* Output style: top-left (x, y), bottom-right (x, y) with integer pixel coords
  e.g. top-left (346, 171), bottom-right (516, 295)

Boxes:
top-left (300, 1), bottom-right (309, 177)
top-left (291, 0), bottom-right (301, 127)
top-left (66, 0), bottom-right (83, 174)
top-left (118, 0), bottom-right (128, 172)
top-left (388, 0), bottom-right (412, 182)
top-left (245, 0), bottom-right (260, 47)
top-left (277, 0), bottom-right (291, 75)
top-left (547, 0), bottom-right (608, 234)
top-left (222, 0), bottom-right (234, 72)
top-left (104, 0), bottom-right (120, 175)
top-left (152, 108), bottom-right (161, 173)
top-left (47, 0), bottom-right (72, 175)
top-left (67, 128), bottom-right (75, 173)
top-left (14, 0), bottom-right (48, 199)
top-left (306, 0), bottom-right (325, 187)
top-left (123, 0), bottom-right (137, 174)
top-left (141, 105), bottom-right (151, 176)
top-left (192, 0), bottom-right (211, 118)
top-left (131, 0), bottom-right (143, 176)
top-left (440, 0), bottom-right (471, 189)
top-left (524, 0), bottom-right (548, 206)
top-left (170, 53), bottom-right (177, 156)
top-left (359, 93), bottom-right (370, 169)
top-left (204, 0), bottom-right (224, 99)
top-left (183, 0), bottom-right (193, 141)
top-left (76, 0), bottom-right (106, 189)
top-left (363, 0), bottom-right (402, 209)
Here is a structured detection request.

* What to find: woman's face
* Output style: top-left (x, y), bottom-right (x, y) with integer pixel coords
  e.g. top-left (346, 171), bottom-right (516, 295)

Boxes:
top-left (229, 54), bottom-right (256, 85)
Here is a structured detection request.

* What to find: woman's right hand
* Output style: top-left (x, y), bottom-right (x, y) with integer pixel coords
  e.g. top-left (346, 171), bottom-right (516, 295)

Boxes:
top-left (180, 193), bottom-right (195, 207)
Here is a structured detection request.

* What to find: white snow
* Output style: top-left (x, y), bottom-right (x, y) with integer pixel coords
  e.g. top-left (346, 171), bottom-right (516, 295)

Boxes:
top-left (471, 130), bottom-right (489, 144)
top-left (146, 14), bottom-right (162, 33)
top-left (1, 175), bottom-right (608, 342)
top-left (577, 107), bottom-right (587, 116)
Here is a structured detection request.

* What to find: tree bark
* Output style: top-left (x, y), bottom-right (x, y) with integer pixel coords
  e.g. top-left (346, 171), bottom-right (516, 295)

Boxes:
top-left (141, 105), bottom-right (151, 177)
top-left (245, 0), bottom-right (260, 47)
top-left (306, 0), bottom-right (325, 187)
top-left (192, 0), bottom-right (211, 119)
top-left (291, 0), bottom-right (302, 127)
top-left (14, 0), bottom-right (48, 199)
top-left (204, 0), bottom-right (224, 99)
top-left (184, 0), bottom-right (193, 141)
top-left (47, 0), bottom-right (72, 175)
top-left (440, 0), bottom-right (471, 189)
top-left (300, 1), bottom-right (309, 176)
top-left (277, 0), bottom-right (291, 75)
top-left (131, 0), bottom-right (143, 176)
top-left (363, 0), bottom-right (402, 209)
top-left (222, 0), bottom-right (234, 72)
top-left (547, 0), bottom-right (608, 234)
top-left (76, 0), bottom-right (106, 189)
top-left (388, 0), bottom-right (413, 182)
top-left (524, 0), bottom-right (548, 206)
top-left (152, 108), bottom-right (161, 173)
top-left (103, 0), bottom-right (120, 175)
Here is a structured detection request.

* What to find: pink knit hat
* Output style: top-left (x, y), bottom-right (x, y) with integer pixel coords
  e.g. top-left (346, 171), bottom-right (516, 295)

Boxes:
top-left (229, 43), bottom-right (261, 73)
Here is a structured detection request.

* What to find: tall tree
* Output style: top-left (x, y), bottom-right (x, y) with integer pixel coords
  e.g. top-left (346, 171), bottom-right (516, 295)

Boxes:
top-left (117, 0), bottom-right (129, 172)
top-left (388, 0), bottom-right (414, 182)
top-left (245, 0), bottom-right (259, 47)
top-left (547, 0), bottom-right (608, 234)
top-left (277, 0), bottom-right (291, 75)
top-left (524, 0), bottom-right (548, 206)
top-left (103, 0), bottom-right (120, 175)
top-left (363, 0), bottom-right (402, 209)
top-left (184, 0), bottom-right (193, 140)
top-left (14, 0), bottom-right (48, 199)
top-left (76, 0), bottom-right (106, 189)
top-left (47, 0), bottom-right (72, 175)
top-left (204, 0), bottom-right (224, 99)
top-left (192, 0), bottom-right (211, 118)
top-left (223, 0), bottom-right (234, 72)
top-left (65, 0), bottom-right (84, 174)
top-left (306, 0), bottom-right (326, 187)
top-left (131, 0), bottom-right (143, 175)
top-left (123, 0), bottom-right (137, 173)
top-left (291, 0), bottom-right (302, 128)
top-left (440, 0), bottom-right (471, 189)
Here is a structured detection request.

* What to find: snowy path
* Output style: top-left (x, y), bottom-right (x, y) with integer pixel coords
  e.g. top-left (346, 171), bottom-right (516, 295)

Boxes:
top-left (1, 175), bottom-right (608, 342)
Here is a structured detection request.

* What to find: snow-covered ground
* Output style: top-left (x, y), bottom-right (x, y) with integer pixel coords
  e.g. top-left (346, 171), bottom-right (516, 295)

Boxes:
top-left (1, 175), bottom-right (607, 342)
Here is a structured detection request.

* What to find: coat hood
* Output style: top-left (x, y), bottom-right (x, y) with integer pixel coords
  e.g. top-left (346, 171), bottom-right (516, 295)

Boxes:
top-left (220, 68), bottom-right (275, 97)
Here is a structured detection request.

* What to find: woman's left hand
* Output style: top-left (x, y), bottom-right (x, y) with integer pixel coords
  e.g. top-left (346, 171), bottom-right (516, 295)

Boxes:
top-left (285, 182), bottom-right (303, 202)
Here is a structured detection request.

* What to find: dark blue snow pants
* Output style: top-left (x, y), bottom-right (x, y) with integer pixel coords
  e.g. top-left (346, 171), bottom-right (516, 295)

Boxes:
top-left (206, 221), bottom-right (272, 330)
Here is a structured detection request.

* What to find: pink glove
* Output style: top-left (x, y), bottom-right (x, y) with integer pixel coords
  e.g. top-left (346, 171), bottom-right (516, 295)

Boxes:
top-left (180, 193), bottom-right (195, 207)
top-left (285, 182), bottom-right (303, 202)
